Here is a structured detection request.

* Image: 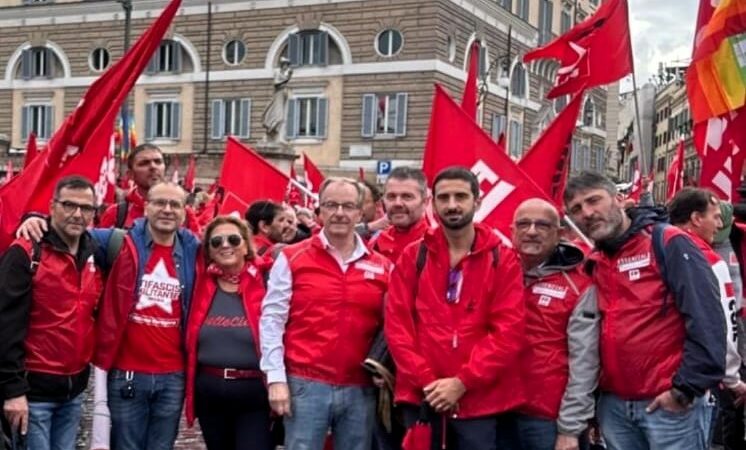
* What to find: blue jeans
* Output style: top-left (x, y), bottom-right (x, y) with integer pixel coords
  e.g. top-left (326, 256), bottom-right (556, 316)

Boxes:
top-left (27, 393), bottom-right (85, 450)
top-left (597, 392), bottom-right (709, 450)
top-left (284, 376), bottom-right (376, 450)
top-left (107, 370), bottom-right (185, 450)
top-left (514, 414), bottom-right (589, 450)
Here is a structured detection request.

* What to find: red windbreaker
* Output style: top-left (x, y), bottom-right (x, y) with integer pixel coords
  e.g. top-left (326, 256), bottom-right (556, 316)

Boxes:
top-left (370, 218), bottom-right (429, 263)
top-left (184, 258), bottom-right (269, 426)
top-left (99, 189), bottom-right (145, 228)
top-left (385, 223), bottom-right (526, 418)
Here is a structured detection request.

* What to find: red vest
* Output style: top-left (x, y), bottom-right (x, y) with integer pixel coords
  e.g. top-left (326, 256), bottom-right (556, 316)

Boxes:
top-left (590, 226), bottom-right (686, 399)
top-left (16, 239), bottom-right (103, 375)
top-left (282, 236), bottom-right (391, 386)
top-left (520, 263), bottom-right (592, 419)
top-left (370, 219), bottom-right (429, 263)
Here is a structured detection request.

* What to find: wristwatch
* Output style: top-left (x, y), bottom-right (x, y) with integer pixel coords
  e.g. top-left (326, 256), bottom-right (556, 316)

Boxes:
top-left (671, 387), bottom-right (694, 407)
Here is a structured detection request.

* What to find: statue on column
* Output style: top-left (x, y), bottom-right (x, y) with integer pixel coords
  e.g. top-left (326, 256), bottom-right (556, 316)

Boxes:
top-left (262, 57), bottom-right (293, 143)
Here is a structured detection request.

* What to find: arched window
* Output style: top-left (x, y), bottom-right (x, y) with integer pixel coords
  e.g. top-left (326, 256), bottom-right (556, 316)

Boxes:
top-left (510, 62), bottom-right (528, 99)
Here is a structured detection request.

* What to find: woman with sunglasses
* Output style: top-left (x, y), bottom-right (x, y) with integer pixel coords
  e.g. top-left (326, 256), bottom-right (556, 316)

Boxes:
top-left (184, 216), bottom-right (273, 450)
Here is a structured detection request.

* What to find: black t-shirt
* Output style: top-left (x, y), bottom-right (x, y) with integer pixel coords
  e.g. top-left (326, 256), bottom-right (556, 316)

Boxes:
top-left (197, 287), bottom-right (259, 369)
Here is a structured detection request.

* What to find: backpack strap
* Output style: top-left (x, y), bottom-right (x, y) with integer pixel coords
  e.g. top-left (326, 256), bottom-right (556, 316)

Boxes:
top-left (490, 247), bottom-right (499, 269)
top-left (415, 242), bottom-right (427, 276)
top-left (115, 200), bottom-right (129, 229)
top-left (651, 223), bottom-right (668, 284)
top-left (106, 228), bottom-right (127, 267)
top-left (29, 240), bottom-right (42, 275)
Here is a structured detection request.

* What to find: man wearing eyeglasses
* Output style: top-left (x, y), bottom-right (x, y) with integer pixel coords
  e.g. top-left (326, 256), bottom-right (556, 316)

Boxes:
top-left (260, 177), bottom-right (392, 450)
top-left (0, 176), bottom-right (104, 450)
top-left (385, 167), bottom-right (525, 450)
top-left (510, 198), bottom-right (599, 450)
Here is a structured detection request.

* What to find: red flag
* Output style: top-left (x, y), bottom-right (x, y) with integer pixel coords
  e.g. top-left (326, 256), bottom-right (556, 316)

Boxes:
top-left (23, 133), bottom-right (38, 169)
top-left (666, 139), bottom-right (686, 201)
top-left (461, 40), bottom-right (480, 121)
top-left (358, 167), bottom-right (365, 181)
top-left (219, 137), bottom-right (290, 208)
top-left (3, 160), bottom-right (14, 184)
top-left (218, 190), bottom-right (250, 217)
top-left (629, 160), bottom-right (642, 202)
top-left (518, 91), bottom-right (584, 205)
top-left (303, 153), bottom-right (325, 193)
top-left (184, 155), bottom-right (196, 191)
top-left (286, 165), bottom-right (303, 207)
top-left (423, 85), bottom-right (551, 241)
top-left (170, 155), bottom-right (181, 184)
top-left (497, 132), bottom-right (506, 150)
top-left (523, 0), bottom-right (632, 99)
top-left (695, 110), bottom-right (746, 202)
top-left (0, 0), bottom-right (182, 250)
top-left (402, 424), bottom-right (431, 450)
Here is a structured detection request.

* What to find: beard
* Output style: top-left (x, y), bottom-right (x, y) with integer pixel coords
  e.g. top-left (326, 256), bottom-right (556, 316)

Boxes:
top-left (439, 209), bottom-right (475, 230)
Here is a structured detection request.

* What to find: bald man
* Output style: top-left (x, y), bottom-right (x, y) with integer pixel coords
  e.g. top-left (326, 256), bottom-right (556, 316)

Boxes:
top-left (510, 199), bottom-right (600, 450)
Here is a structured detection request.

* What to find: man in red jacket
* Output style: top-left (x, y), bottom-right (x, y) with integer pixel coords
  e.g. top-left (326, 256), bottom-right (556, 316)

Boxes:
top-left (245, 200), bottom-right (294, 256)
top-left (565, 172), bottom-right (725, 450)
top-left (0, 176), bottom-right (103, 450)
top-left (99, 143), bottom-right (165, 228)
top-left (385, 166), bottom-right (525, 450)
top-left (370, 166), bottom-right (431, 263)
top-left (511, 198), bottom-right (598, 450)
top-left (260, 177), bottom-right (392, 450)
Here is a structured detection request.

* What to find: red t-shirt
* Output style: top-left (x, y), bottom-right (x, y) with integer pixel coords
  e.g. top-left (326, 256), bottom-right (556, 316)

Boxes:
top-left (115, 244), bottom-right (184, 373)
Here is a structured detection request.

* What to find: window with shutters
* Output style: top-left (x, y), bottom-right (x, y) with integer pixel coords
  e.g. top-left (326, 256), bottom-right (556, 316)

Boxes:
top-left (491, 114), bottom-right (507, 142)
top-left (516, 0), bottom-right (529, 20)
top-left (286, 31), bottom-right (329, 67)
top-left (145, 101), bottom-right (181, 141)
top-left (561, 9), bottom-right (572, 33)
top-left (510, 63), bottom-right (528, 99)
top-left (21, 104), bottom-right (54, 140)
top-left (361, 93), bottom-right (408, 138)
top-left (286, 96), bottom-right (328, 140)
top-left (146, 40), bottom-right (182, 74)
top-left (497, 0), bottom-right (512, 11)
top-left (538, 0), bottom-right (554, 45)
top-left (570, 139), bottom-right (581, 171)
top-left (583, 98), bottom-right (595, 127)
top-left (211, 98), bottom-right (251, 139)
top-left (594, 146), bottom-right (605, 171)
top-left (19, 47), bottom-right (55, 79)
top-left (508, 119), bottom-right (523, 159)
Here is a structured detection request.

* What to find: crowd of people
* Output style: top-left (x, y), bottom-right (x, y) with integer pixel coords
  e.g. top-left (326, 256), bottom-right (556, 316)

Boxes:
top-left (0, 142), bottom-right (744, 450)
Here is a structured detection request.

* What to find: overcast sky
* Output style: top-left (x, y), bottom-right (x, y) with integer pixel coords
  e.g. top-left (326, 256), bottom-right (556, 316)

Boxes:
top-left (621, 0), bottom-right (698, 92)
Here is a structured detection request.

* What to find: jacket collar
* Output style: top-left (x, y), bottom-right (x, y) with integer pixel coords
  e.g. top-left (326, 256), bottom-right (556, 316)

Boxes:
top-left (130, 218), bottom-right (184, 259)
top-left (523, 241), bottom-right (585, 278)
top-left (42, 223), bottom-right (96, 268)
top-left (314, 229), bottom-right (370, 259)
top-left (422, 222), bottom-right (499, 257)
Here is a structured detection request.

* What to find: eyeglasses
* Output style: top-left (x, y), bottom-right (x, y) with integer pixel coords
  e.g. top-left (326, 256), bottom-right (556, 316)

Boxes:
top-left (514, 219), bottom-right (556, 233)
top-left (209, 234), bottom-right (243, 249)
top-left (446, 268), bottom-right (463, 304)
top-left (320, 201), bottom-right (360, 213)
top-left (148, 198), bottom-right (184, 210)
top-left (54, 199), bottom-right (96, 216)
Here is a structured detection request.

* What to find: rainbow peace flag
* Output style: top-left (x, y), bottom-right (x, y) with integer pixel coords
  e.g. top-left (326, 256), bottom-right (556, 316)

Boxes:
top-left (687, 0), bottom-right (746, 123)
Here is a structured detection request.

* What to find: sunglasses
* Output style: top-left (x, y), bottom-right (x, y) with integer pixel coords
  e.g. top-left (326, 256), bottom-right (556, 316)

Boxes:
top-left (209, 234), bottom-right (243, 249)
top-left (446, 268), bottom-right (463, 304)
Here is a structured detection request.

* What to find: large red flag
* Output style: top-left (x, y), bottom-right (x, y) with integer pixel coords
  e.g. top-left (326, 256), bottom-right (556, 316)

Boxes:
top-left (523, 0), bottom-right (632, 99)
top-left (629, 160), bottom-right (642, 202)
top-left (3, 160), bottom-right (14, 184)
top-left (303, 153), bottom-right (325, 193)
top-left (184, 154), bottom-right (196, 191)
top-left (518, 91), bottom-right (584, 205)
top-left (666, 139), bottom-right (686, 201)
top-left (461, 40), bottom-right (480, 121)
top-left (422, 85), bottom-right (551, 241)
top-left (23, 133), bottom-right (38, 169)
top-left (219, 137), bottom-right (290, 208)
top-left (286, 164), bottom-right (303, 207)
top-left (0, 0), bottom-right (182, 250)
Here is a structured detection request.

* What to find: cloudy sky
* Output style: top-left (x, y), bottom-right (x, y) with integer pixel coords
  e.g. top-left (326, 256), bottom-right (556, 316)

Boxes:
top-left (622, 0), bottom-right (699, 91)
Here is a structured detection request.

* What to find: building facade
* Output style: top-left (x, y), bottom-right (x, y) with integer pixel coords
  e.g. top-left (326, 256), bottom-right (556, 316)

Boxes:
top-left (0, 0), bottom-right (611, 182)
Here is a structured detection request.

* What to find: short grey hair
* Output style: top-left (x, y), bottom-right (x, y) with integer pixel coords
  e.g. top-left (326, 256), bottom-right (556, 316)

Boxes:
top-left (318, 177), bottom-right (364, 207)
top-left (385, 166), bottom-right (428, 198)
top-left (563, 171), bottom-right (617, 205)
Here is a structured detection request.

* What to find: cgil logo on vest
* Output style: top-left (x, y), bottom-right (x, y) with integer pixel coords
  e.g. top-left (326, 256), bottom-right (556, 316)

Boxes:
top-left (617, 253), bottom-right (651, 273)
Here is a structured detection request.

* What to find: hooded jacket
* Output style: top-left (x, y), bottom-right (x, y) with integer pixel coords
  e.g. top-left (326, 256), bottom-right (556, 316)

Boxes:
top-left (588, 207), bottom-right (725, 400)
top-left (385, 223), bottom-right (526, 418)
top-left (370, 218), bottom-right (430, 263)
top-left (520, 242), bottom-right (598, 436)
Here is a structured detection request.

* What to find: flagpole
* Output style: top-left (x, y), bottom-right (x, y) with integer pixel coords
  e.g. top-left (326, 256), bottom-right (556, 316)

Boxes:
top-left (625, 0), bottom-right (648, 175)
top-left (289, 177), bottom-right (318, 200)
top-left (563, 214), bottom-right (593, 248)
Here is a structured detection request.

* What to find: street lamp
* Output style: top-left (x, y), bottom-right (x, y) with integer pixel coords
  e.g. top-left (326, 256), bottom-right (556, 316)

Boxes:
top-left (116, 0), bottom-right (132, 178)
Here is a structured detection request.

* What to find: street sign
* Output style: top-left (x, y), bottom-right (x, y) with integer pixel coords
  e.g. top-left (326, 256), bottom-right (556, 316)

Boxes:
top-left (376, 160), bottom-right (392, 176)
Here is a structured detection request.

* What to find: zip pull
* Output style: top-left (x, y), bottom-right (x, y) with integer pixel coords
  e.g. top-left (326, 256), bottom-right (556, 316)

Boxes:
top-left (452, 332), bottom-right (458, 349)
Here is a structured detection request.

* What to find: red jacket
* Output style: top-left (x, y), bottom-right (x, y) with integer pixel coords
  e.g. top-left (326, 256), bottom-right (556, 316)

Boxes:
top-left (589, 216), bottom-right (725, 400)
top-left (282, 235), bottom-right (391, 386)
top-left (184, 258), bottom-right (268, 426)
top-left (370, 218), bottom-right (429, 263)
top-left (253, 234), bottom-right (276, 257)
top-left (99, 189), bottom-right (145, 228)
top-left (385, 223), bottom-right (526, 418)
top-left (17, 238), bottom-right (103, 375)
top-left (519, 243), bottom-right (593, 420)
